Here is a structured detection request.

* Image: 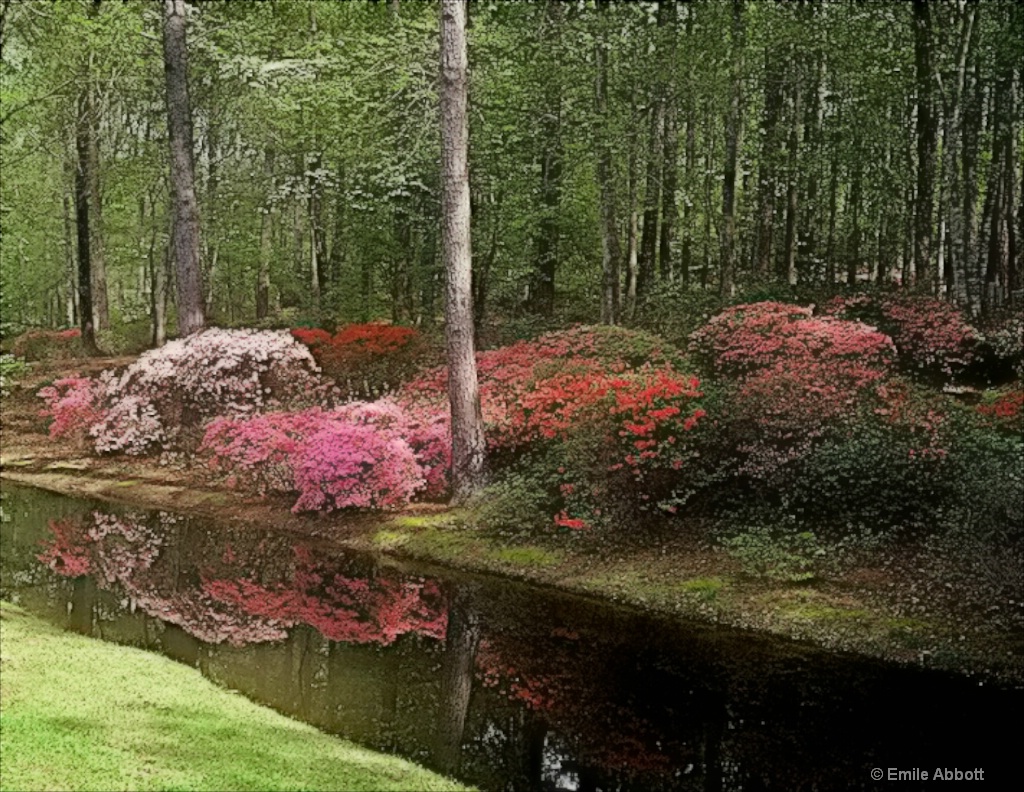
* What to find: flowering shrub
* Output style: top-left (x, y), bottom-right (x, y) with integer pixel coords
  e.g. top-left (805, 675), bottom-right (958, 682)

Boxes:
top-left (87, 328), bottom-right (329, 454)
top-left (399, 327), bottom-right (706, 526)
top-left (201, 400), bottom-right (450, 511)
top-left (688, 301), bottom-right (895, 378)
top-left (36, 377), bottom-right (106, 449)
top-left (10, 328), bottom-right (83, 361)
top-left (976, 388), bottom-right (1024, 435)
top-left (687, 302), bottom-right (897, 481)
top-left (980, 314), bottom-right (1024, 380)
top-left (291, 322), bottom-right (425, 399)
top-left (822, 294), bottom-right (979, 378)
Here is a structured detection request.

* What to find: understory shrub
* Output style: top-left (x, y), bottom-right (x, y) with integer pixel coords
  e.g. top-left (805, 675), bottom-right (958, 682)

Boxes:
top-left (399, 326), bottom-right (707, 528)
top-left (37, 328), bottom-right (330, 455)
top-left (10, 328), bottom-right (83, 362)
top-left (0, 353), bottom-right (28, 397)
top-left (822, 293), bottom-right (979, 380)
top-left (291, 322), bottom-right (426, 398)
top-left (721, 524), bottom-right (823, 582)
top-left (200, 400), bottom-right (451, 512)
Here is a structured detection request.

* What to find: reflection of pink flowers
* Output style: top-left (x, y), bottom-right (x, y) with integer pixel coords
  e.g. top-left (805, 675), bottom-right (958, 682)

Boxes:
top-left (202, 545), bottom-right (447, 646)
top-left (37, 518), bottom-right (92, 577)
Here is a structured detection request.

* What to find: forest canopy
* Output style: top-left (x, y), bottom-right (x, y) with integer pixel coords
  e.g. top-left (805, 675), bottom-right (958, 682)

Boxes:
top-left (1, 0), bottom-right (1019, 340)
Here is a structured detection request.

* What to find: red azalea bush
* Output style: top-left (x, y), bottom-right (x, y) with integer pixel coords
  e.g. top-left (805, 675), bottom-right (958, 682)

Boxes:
top-left (11, 328), bottom-right (84, 362)
top-left (291, 322), bottom-right (425, 398)
top-left (400, 326), bottom-right (705, 528)
top-left (976, 388), bottom-right (1024, 435)
top-left (688, 301), bottom-right (895, 378)
top-left (687, 302), bottom-right (897, 481)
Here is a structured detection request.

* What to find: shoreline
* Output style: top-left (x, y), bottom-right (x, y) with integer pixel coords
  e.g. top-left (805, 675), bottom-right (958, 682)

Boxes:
top-left (3, 458), bottom-right (1021, 688)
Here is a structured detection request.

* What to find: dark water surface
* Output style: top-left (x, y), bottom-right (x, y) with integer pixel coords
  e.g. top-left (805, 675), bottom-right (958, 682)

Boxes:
top-left (0, 483), bottom-right (1017, 791)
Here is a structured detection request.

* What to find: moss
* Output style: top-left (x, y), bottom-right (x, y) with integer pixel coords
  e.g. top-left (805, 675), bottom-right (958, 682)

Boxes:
top-left (112, 479), bottom-right (141, 488)
top-left (491, 545), bottom-right (561, 568)
top-left (677, 577), bottom-right (727, 600)
top-left (372, 529), bottom-right (411, 551)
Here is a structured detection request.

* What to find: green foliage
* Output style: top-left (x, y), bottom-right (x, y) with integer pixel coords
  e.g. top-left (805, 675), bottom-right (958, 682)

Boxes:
top-left (0, 354), bottom-right (29, 397)
top-left (468, 453), bottom-right (560, 537)
top-left (721, 525), bottom-right (824, 583)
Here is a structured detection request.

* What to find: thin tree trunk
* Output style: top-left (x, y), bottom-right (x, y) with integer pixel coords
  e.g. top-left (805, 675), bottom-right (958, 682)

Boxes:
top-left (637, 97), bottom-right (664, 301)
top-left (719, 0), bottom-right (743, 297)
top-left (658, 0), bottom-right (678, 283)
top-left (782, 66), bottom-right (800, 286)
top-left (162, 0), bottom-right (205, 336)
top-left (74, 95), bottom-right (100, 355)
top-left (913, 0), bottom-right (938, 290)
top-left (256, 149), bottom-right (275, 320)
top-left (595, 0), bottom-right (620, 324)
top-left (440, 0), bottom-right (486, 501)
top-left (754, 46), bottom-right (782, 280)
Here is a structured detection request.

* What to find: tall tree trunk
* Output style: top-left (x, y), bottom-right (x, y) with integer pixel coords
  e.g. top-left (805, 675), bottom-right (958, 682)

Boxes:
top-left (256, 148), bottom-right (275, 321)
top-left (528, 0), bottom-right (563, 317)
top-left (782, 66), bottom-right (800, 286)
top-left (658, 0), bottom-right (678, 283)
top-left (913, 0), bottom-right (938, 290)
top-left (637, 96), bottom-right (664, 301)
top-left (847, 159), bottom-right (863, 284)
top-left (74, 95), bottom-right (100, 355)
top-left (595, 0), bottom-right (620, 324)
top-left (624, 102), bottom-right (640, 318)
top-left (440, 0), bottom-right (486, 501)
top-left (754, 46), bottom-right (783, 280)
top-left (162, 0), bottom-right (205, 337)
top-left (63, 191), bottom-right (77, 327)
top-left (719, 0), bottom-right (743, 297)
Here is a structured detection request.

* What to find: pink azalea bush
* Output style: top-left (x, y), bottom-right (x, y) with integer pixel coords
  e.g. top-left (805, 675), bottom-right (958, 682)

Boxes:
top-left (200, 400), bottom-right (451, 512)
top-left (36, 377), bottom-right (106, 449)
top-left (822, 293), bottom-right (979, 378)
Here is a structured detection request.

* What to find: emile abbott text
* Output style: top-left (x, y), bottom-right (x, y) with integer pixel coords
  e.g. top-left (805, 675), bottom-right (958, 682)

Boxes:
top-left (886, 767), bottom-right (985, 781)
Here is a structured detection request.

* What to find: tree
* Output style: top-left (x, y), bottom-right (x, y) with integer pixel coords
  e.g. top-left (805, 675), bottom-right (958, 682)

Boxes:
top-left (162, 0), bottom-right (204, 337)
top-left (440, 0), bottom-right (486, 502)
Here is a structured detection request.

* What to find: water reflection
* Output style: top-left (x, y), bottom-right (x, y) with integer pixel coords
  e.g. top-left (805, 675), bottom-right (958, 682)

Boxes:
top-left (1, 483), bottom-right (1019, 791)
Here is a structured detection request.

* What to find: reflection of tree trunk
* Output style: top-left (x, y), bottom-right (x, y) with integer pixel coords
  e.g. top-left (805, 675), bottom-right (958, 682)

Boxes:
top-left (508, 710), bottom-right (547, 792)
top-left (702, 691), bottom-right (726, 792)
top-left (69, 576), bottom-right (97, 635)
top-left (436, 585), bottom-right (480, 775)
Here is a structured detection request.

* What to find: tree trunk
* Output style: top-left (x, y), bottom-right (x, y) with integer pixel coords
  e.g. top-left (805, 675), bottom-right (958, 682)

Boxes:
top-left (913, 0), bottom-right (938, 290)
top-left (595, 0), bottom-right (620, 324)
top-left (256, 149), bottom-right (275, 321)
top-left (162, 0), bottom-right (205, 337)
top-left (782, 64), bottom-right (800, 286)
top-left (719, 0), bottom-right (743, 297)
top-left (754, 46), bottom-right (783, 280)
top-left (637, 96), bottom-right (663, 301)
top-left (658, 0), bottom-right (678, 283)
top-left (440, 0), bottom-right (486, 502)
top-left (74, 94), bottom-right (100, 355)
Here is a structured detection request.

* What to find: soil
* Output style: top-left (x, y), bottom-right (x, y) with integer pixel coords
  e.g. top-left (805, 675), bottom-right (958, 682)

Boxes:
top-left (2, 356), bottom-right (1021, 687)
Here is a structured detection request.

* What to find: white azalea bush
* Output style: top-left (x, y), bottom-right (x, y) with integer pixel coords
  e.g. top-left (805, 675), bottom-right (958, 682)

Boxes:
top-left (40, 329), bottom-right (332, 455)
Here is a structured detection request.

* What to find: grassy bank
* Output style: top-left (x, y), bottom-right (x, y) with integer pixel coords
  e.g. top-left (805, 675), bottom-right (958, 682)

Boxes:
top-left (0, 601), bottom-right (471, 792)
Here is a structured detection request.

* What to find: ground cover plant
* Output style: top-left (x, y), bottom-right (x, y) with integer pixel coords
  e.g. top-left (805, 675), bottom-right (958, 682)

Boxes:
top-left (0, 601), bottom-right (470, 792)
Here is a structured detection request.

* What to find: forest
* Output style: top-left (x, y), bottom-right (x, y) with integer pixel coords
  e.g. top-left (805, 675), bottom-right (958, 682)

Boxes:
top-left (1, 0), bottom-right (1020, 336)
top-left (1, 2), bottom-right (1023, 789)
top-left (1, 0), bottom-right (1023, 664)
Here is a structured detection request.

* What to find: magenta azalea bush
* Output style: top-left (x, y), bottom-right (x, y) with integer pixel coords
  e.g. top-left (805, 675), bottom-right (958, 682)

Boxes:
top-left (200, 400), bottom-right (451, 512)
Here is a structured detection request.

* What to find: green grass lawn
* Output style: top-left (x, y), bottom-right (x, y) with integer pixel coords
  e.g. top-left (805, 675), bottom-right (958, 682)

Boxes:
top-left (0, 601), bottom-right (473, 792)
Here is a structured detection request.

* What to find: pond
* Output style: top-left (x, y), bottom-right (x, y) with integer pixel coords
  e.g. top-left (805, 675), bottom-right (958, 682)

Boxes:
top-left (0, 482), bottom-right (1017, 791)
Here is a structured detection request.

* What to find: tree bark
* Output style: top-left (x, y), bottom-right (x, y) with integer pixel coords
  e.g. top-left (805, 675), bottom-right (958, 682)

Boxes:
top-left (162, 0), bottom-right (205, 337)
top-left (754, 45), bottom-right (783, 280)
top-left (782, 64), bottom-right (800, 286)
top-left (719, 0), bottom-right (743, 297)
top-left (913, 0), bottom-right (938, 290)
top-left (74, 94), bottom-right (100, 355)
top-left (595, 0), bottom-right (620, 324)
top-left (440, 0), bottom-right (486, 502)
top-left (658, 0), bottom-right (678, 283)
top-left (256, 148), bottom-right (275, 321)
top-left (637, 95), bottom-right (664, 302)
